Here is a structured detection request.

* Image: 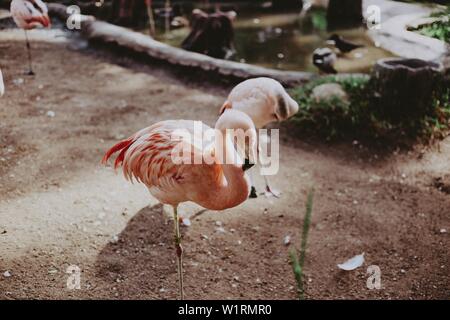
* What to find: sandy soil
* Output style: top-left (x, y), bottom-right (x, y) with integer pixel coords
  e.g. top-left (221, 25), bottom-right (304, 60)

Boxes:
top-left (0, 28), bottom-right (449, 300)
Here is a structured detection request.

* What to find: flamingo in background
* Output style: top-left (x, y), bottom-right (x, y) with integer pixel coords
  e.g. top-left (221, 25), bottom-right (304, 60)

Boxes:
top-left (0, 69), bottom-right (4, 97)
top-left (144, 0), bottom-right (156, 37)
top-left (102, 109), bottom-right (256, 299)
top-left (220, 77), bottom-right (299, 198)
top-left (10, 0), bottom-right (51, 75)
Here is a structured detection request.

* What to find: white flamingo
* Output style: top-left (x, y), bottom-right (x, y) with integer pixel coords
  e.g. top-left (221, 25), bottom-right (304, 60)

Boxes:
top-left (220, 77), bottom-right (299, 197)
top-left (10, 0), bottom-right (51, 75)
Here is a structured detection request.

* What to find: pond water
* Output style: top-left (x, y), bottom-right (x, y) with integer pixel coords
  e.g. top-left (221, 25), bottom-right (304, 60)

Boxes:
top-left (148, 8), bottom-right (395, 74)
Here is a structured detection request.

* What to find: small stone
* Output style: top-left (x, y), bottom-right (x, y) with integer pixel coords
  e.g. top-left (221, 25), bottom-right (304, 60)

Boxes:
top-left (46, 110), bottom-right (56, 118)
top-left (13, 78), bottom-right (24, 85)
top-left (215, 227), bottom-right (226, 233)
top-left (111, 235), bottom-right (119, 243)
top-left (215, 221), bottom-right (223, 227)
top-left (181, 218), bottom-right (191, 227)
top-left (48, 268), bottom-right (58, 274)
top-left (201, 234), bottom-right (209, 240)
top-left (311, 83), bottom-right (349, 104)
top-left (440, 228), bottom-right (447, 234)
top-left (3, 271), bottom-right (11, 278)
top-left (283, 235), bottom-right (291, 246)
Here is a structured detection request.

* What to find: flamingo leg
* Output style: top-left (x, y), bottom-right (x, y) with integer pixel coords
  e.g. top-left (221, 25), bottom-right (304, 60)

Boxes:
top-left (248, 168), bottom-right (258, 198)
top-left (24, 30), bottom-right (35, 76)
top-left (263, 174), bottom-right (281, 198)
top-left (172, 205), bottom-right (184, 299)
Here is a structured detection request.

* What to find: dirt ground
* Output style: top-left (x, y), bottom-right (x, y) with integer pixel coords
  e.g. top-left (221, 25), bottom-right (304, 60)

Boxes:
top-left (0, 28), bottom-right (449, 300)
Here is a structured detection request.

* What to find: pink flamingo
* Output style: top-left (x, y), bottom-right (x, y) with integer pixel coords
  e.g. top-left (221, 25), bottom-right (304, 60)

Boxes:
top-left (10, 0), bottom-right (51, 75)
top-left (102, 109), bottom-right (256, 299)
top-left (0, 69), bottom-right (4, 97)
top-left (220, 77), bottom-right (299, 197)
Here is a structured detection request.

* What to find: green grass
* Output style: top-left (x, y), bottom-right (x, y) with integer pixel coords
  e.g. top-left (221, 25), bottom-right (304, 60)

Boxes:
top-left (416, 6), bottom-right (450, 43)
top-left (288, 75), bottom-right (450, 143)
top-left (289, 189), bottom-right (314, 300)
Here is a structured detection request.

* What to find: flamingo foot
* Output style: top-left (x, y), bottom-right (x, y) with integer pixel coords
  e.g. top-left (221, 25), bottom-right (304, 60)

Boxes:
top-left (249, 186), bottom-right (258, 198)
top-left (264, 185), bottom-right (281, 198)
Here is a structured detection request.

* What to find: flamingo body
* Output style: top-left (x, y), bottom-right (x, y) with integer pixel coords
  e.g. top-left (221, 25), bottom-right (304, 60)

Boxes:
top-left (103, 115), bottom-right (253, 211)
top-left (103, 97), bottom-right (257, 300)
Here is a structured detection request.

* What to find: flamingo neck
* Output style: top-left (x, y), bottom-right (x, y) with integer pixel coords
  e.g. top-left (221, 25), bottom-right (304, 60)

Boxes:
top-left (209, 129), bottom-right (250, 210)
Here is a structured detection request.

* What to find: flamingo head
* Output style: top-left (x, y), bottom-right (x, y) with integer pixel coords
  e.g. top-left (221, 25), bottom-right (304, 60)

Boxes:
top-left (28, 0), bottom-right (51, 28)
top-left (215, 109), bottom-right (257, 169)
top-left (220, 77), bottom-right (299, 129)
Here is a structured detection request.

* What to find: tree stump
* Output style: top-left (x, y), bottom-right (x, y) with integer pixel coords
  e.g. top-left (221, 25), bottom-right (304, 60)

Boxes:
top-left (181, 9), bottom-right (236, 59)
top-left (326, 0), bottom-right (362, 30)
top-left (370, 58), bottom-right (444, 122)
top-left (110, 0), bottom-right (147, 27)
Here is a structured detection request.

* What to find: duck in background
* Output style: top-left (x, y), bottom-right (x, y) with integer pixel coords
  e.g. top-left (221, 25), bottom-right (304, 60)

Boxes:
top-left (327, 34), bottom-right (364, 54)
top-left (312, 47), bottom-right (337, 74)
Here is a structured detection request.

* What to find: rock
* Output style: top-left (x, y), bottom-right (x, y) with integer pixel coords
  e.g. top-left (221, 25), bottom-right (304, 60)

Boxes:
top-left (13, 78), bottom-right (24, 85)
top-left (215, 227), bottom-right (226, 233)
top-left (46, 110), bottom-right (56, 118)
top-left (111, 235), bottom-right (119, 243)
top-left (181, 217), bottom-right (191, 227)
top-left (311, 83), bottom-right (349, 104)
top-left (3, 270), bottom-right (12, 278)
top-left (283, 235), bottom-right (291, 246)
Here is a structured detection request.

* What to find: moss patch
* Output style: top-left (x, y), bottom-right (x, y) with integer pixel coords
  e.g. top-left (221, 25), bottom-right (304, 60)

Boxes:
top-left (288, 75), bottom-right (450, 144)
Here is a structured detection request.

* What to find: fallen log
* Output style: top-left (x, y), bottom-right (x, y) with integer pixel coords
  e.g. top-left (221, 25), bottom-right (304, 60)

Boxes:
top-left (47, 3), bottom-right (315, 87)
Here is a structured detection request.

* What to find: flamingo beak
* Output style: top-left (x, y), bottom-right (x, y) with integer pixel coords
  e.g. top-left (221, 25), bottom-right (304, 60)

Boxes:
top-left (43, 15), bottom-right (51, 28)
top-left (242, 158), bottom-right (254, 171)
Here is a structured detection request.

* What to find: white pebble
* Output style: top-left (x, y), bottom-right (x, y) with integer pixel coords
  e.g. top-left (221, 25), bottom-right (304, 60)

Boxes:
top-left (46, 110), bottom-right (56, 118)
top-left (13, 78), bottom-right (24, 85)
